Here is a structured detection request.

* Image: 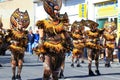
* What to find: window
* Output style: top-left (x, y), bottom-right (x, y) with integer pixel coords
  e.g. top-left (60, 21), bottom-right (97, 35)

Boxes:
top-left (0, 0), bottom-right (12, 3)
top-left (0, 0), bottom-right (4, 2)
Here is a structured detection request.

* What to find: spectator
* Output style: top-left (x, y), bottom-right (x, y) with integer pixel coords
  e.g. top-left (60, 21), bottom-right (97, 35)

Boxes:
top-left (27, 30), bottom-right (34, 54)
top-left (32, 30), bottom-right (40, 50)
top-left (117, 38), bottom-right (120, 63)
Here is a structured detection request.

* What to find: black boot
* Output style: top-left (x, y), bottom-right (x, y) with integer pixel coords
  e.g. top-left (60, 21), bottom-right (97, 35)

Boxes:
top-left (75, 59), bottom-right (77, 63)
top-left (81, 60), bottom-right (84, 63)
top-left (12, 75), bottom-right (16, 80)
top-left (16, 74), bottom-right (21, 80)
top-left (71, 63), bottom-right (74, 67)
top-left (59, 71), bottom-right (64, 79)
top-left (105, 63), bottom-right (111, 67)
top-left (89, 70), bottom-right (95, 76)
top-left (105, 63), bottom-right (107, 67)
top-left (95, 70), bottom-right (101, 75)
top-left (108, 63), bottom-right (111, 67)
top-left (59, 73), bottom-right (64, 79)
top-left (76, 64), bottom-right (81, 67)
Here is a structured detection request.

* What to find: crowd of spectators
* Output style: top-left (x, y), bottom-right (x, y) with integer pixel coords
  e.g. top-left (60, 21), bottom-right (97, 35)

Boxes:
top-left (27, 29), bottom-right (40, 54)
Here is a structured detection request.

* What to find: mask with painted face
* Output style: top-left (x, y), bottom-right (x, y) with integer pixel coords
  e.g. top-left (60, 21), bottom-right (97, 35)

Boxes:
top-left (10, 8), bottom-right (30, 29)
top-left (43, 0), bottom-right (62, 21)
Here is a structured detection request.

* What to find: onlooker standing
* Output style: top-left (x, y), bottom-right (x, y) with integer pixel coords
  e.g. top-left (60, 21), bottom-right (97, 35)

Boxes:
top-left (27, 30), bottom-right (34, 54)
top-left (117, 38), bottom-right (120, 63)
top-left (32, 30), bottom-right (39, 49)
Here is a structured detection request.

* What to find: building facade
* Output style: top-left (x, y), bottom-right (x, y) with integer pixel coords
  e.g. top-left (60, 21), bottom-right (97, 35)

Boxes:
top-left (0, 0), bottom-right (86, 31)
top-left (33, 0), bottom-right (86, 24)
top-left (87, 0), bottom-right (120, 40)
top-left (0, 0), bottom-right (34, 29)
top-left (1, 0), bottom-right (119, 35)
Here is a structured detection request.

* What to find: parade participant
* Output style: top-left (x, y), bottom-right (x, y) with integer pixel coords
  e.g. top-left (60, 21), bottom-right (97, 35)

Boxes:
top-left (35, 0), bottom-right (73, 79)
top-left (0, 17), bottom-right (8, 56)
top-left (70, 20), bottom-right (85, 67)
top-left (0, 17), bottom-right (4, 56)
top-left (84, 20), bottom-right (104, 76)
top-left (103, 21), bottom-right (117, 67)
top-left (0, 17), bottom-right (3, 67)
top-left (7, 8), bottom-right (30, 80)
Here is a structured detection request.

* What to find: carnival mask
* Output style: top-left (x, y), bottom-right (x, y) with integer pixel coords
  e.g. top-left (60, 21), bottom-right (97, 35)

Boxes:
top-left (10, 8), bottom-right (30, 29)
top-left (104, 21), bottom-right (116, 32)
top-left (85, 20), bottom-right (99, 31)
top-left (43, 0), bottom-right (62, 21)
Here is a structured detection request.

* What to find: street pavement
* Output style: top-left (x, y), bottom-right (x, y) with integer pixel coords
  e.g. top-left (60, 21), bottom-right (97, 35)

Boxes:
top-left (0, 50), bottom-right (120, 80)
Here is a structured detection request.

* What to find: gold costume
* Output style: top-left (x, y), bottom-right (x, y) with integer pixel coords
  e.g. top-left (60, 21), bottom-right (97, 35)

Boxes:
top-left (85, 30), bottom-right (103, 50)
top-left (103, 21), bottom-right (117, 67)
top-left (84, 20), bottom-right (103, 76)
top-left (71, 20), bottom-right (85, 56)
top-left (36, 19), bottom-right (71, 54)
top-left (35, 0), bottom-right (72, 79)
top-left (8, 8), bottom-right (30, 80)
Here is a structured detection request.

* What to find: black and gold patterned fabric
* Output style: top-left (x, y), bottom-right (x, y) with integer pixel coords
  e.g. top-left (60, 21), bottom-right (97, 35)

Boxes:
top-left (36, 19), bottom-right (72, 55)
top-left (8, 8), bottom-right (29, 58)
top-left (71, 20), bottom-right (85, 56)
top-left (8, 29), bottom-right (28, 54)
top-left (84, 20), bottom-right (103, 50)
top-left (103, 21), bottom-right (117, 49)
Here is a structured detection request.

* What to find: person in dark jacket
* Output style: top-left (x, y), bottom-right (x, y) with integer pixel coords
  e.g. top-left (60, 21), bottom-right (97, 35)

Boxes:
top-left (117, 38), bottom-right (120, 63)
top-left (27, 30), bottom-right (34, 54)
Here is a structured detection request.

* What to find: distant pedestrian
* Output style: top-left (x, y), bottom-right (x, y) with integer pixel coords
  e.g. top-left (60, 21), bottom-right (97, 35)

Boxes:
top-left (32, 30), bottom-right (39, 50)
top-left (117, 38), bottom-right (120, 63)
top-left (27, 30), bottom-right (34, 54)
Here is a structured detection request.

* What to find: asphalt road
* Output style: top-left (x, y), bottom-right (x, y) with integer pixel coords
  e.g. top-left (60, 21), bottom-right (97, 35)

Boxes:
top-left (0, 50), bottom-right (120, 80)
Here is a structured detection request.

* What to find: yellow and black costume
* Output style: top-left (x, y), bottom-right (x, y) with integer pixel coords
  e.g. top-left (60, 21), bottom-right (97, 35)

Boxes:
top-left (103, 21), bottom-right (117, 67)
top-left (35, 0), bottom-right (73, 80)
top-left (70, 20), bottom-right (85, 67)
top-left (0, 18), bottom-right (5, 56)
top-left (8, 8), bottom-right (30, 80)
top-left (0, 17), bottom-right (10, 56)
top-left (36, 19), bottom-right (72, 54)
top-left (0, 17), bottom-right (5, 67)
top-left (84, 20), bottom-right (104, 76)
